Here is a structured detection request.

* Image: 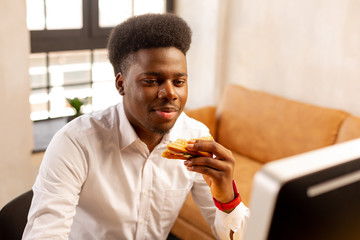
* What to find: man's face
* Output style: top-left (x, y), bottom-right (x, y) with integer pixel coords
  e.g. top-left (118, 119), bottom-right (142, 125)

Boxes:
top-left (116, 47), bottom-right (188, 136)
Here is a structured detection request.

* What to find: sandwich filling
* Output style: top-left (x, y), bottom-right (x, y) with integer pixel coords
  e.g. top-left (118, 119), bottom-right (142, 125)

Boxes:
top-left (162, 137), bottom-right (214, 160)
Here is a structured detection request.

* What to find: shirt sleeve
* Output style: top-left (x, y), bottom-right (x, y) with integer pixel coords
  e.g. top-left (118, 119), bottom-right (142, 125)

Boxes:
top-left (214, 203), bottom-right (250, 240)
top-left (22, 128), bottom-right (88, 240)
top-left (191, 175), bottom-right (250, 240)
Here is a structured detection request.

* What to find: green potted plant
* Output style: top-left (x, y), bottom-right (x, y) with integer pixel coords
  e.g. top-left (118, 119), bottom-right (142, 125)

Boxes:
top-left (66, 97), bottom-right (89, 121)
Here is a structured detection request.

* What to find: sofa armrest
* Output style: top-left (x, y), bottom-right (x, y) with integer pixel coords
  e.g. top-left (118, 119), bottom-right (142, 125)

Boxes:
top-left (335, 115), bottom-right (360, 143)
top-left (185, 106), bottom-right (217, 139)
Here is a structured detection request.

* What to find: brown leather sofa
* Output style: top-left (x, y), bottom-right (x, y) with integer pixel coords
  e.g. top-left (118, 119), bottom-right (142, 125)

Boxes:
top-left (171, 83), bottom-right (360, 239)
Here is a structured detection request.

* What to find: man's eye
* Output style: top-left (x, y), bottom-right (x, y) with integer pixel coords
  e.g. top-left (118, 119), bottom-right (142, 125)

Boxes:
top-left (174, 80), bottom-right (186, 86)
top-left (144, 79), bottom-right (157, 85)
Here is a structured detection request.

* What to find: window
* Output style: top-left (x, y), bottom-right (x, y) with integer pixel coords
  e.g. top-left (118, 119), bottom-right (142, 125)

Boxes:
top-left (27, 0), bottom-right (173, 121)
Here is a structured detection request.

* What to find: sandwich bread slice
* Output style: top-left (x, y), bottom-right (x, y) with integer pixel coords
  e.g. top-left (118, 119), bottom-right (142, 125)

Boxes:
top-left (162, 136), bottom-right (213, 160)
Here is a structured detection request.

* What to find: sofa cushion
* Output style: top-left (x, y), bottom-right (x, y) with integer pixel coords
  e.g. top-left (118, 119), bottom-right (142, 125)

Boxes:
top-left (217, 84), bottom-right (349, 163)
top-left (335, 115), bottom-right (360, 143)
top-left (232, 152), bottom-right (263, 206)
top-left (185, 106), bottom-right (217, 138)
top-left (175, 192), bottom-right (214, 239)
top-left (171, 215), bottom-right (215, 240)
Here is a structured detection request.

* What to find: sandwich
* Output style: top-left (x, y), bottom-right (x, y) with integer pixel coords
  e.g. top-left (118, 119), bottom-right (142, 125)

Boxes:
top-left (162, 136), bottom-right (214, 160)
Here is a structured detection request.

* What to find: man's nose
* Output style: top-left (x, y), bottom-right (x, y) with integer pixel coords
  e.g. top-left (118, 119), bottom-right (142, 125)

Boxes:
top-left (158, 80), bottom-right (177, 100)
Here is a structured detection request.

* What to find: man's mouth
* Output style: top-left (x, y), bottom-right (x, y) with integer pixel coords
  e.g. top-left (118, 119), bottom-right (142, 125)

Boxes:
top-left (152, 106), bottom-right (180, 120)
top-left (155, 111), bottom-right (177, 119)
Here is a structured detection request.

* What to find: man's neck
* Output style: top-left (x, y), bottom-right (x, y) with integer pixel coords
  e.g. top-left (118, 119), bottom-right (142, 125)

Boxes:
top-left (139, 132), bottom-right (164, 152)
top-left (131, 125), bottom-right (165, 152)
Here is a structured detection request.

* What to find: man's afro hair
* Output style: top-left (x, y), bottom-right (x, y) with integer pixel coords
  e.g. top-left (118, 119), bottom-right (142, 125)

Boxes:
top-left (107, 13), bottom-right (192, 75)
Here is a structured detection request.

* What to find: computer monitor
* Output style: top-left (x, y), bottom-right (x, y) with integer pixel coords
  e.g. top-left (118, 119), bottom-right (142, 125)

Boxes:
top-left (244, 138), bottom-right (360, 240)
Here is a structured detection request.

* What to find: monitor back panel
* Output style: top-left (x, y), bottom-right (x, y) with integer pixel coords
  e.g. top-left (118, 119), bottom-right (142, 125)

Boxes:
top-left (268, 157), bottom-right (360, 240)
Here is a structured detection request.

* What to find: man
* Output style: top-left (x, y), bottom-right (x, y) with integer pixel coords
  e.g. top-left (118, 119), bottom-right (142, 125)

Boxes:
top-left (23, 13), bottom-right (249, 240)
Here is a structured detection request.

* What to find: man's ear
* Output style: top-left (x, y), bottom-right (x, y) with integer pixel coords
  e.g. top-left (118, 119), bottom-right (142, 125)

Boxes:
top-left (115, 72), bottom-right (125, 96)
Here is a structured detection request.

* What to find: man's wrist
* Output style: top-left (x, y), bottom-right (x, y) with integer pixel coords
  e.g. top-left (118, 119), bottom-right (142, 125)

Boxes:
top-left (213, 180), bottom-right (242, 212)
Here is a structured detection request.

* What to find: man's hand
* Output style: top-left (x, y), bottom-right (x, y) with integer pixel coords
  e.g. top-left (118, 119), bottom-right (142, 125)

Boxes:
top-left (184, 139), bottom-right (236, 212)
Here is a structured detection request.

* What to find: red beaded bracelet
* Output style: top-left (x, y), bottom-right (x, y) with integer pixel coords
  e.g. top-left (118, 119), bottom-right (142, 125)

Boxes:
top-left (213, 180), bottom-right (242, 211)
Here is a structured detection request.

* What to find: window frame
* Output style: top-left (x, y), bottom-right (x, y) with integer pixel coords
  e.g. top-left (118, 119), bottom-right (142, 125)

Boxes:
top-left (29, 0), bottom-right (174, 121)
top-left (30, 0), bottom-right (175, 53)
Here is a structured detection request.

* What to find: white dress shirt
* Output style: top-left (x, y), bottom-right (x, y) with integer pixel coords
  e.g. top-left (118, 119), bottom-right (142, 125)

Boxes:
top-left (23, 102), bottom-right (249, 240)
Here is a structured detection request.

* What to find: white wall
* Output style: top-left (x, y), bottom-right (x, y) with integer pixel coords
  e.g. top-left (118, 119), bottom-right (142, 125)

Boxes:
top-left (0, 0), bottom-right (34, 207)
top-left (175, 0), bottom-right (221, 109)
top-left (178, 0), bottom-right (360, 117)
top-left (224, 0), bottom-right (360, 116)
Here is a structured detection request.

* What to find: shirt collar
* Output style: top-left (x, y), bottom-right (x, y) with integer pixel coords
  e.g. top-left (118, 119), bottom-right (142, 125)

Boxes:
top-left (117, 102), bottom-right (139, 150)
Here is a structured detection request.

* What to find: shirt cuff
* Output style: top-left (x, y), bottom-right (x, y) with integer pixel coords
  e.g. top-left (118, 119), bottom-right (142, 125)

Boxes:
top-left (215, 202), bottom-right (250, 240)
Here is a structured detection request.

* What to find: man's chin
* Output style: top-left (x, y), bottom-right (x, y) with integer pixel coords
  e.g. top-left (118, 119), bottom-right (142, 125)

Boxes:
top-left (146, 110), bottom-right (182, 135)
top-left (150, 128), bottom-right (170, 135)
top-left (150, 122), bottom-right (174, 135)
top-left (146, 120), bottom-right (177, 135)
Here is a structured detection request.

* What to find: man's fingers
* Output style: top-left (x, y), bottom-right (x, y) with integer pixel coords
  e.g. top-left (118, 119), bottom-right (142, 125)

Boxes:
top-left (184, 157), bottom-right (231, 172)
top-left (184, 161), bottom-right (221, 178)
top-left (187, 140), bottom-right (232, 161)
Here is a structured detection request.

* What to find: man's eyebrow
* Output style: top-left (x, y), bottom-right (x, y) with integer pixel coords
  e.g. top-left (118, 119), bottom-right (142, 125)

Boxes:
top-left (141, 71), bottom-right (188, 77)
top-left (175, 72), bottom-right (188, 77)
top-left (141, 71), bottom-right (162, 76)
